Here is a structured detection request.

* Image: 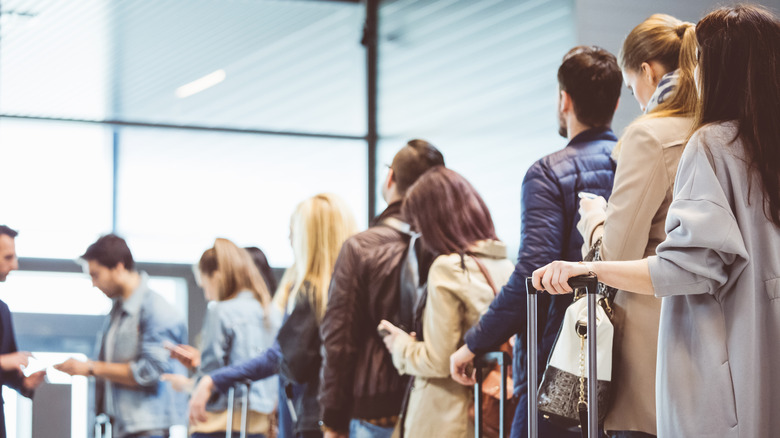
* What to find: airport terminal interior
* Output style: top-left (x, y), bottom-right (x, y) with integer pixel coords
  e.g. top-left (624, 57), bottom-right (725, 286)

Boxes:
top-left (0, 0), bottom-right (778, 436)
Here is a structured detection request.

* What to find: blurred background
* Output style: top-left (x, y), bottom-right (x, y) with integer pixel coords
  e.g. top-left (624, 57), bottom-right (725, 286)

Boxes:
top-left (0, 0), bottom-right (776, 436)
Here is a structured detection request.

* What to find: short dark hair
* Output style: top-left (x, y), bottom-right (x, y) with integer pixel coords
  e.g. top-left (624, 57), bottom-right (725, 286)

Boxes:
top-left (391, 139), bottom-right (445, 194)
top-left (0, 226), bottom-right (18, 239)
top-left (402, 166), bottom-right (498, 256)
top-left (81, 234), bottom-right (135, 270)
top-left (557, 45), bottom-right (622, 128)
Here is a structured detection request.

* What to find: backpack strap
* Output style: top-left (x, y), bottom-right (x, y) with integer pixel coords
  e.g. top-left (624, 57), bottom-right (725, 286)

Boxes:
top-left (380, 218), bottom-right (422, 333)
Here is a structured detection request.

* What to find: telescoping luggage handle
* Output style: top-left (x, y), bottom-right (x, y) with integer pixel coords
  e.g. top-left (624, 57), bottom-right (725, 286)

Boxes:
top-left (526, 275), bottom-right (599, 438)
top-left (225, 379), bottom-right (252, 438)
top-left (473, 350), bottom-right (511, 438)
top-left (95, 413), bottom-right (112, 438)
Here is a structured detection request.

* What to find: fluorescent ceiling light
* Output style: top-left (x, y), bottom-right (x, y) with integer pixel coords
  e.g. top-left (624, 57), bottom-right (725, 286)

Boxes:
top-left (175, 69), bottom-right (226, 98)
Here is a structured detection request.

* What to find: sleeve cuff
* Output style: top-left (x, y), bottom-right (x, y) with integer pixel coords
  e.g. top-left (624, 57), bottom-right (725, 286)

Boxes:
top-left (321, 408), bottom-right (351, 432)
top-left (577, 207), bottom-right (606, 251)
top-left (391, 333), bottom-right (414, 375)
top-left (209, 369), bottom-right (233, 393)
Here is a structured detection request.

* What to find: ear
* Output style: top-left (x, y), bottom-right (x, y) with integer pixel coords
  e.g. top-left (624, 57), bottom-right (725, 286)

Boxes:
top-left (640, 62), bottom-right (656, 84)
top-left (385, 167), bottom-right (396, 191)
top-left (559, 90), bottom-right (572, 113)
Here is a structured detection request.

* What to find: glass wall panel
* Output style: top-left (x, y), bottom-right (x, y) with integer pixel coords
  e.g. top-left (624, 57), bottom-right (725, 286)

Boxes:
top-left (0, 119), bottom-right (113, 259)
top-left (378, 0), bottom-right (576, 258)
top-left (113, 0), bottom-right (366, 135)
top-left (117, 128), bottom-right (368, 266)
top-left (0, 0), bottom-right (110, 120)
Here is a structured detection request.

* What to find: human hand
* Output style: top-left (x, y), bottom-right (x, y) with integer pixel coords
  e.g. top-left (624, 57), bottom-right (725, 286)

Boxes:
top-left (532, 261), bottom-right (592, 295)
top-left (189, 375), bottom-right (214, 425)
top-left (165, 343), bottom-right (201, 369)
top-left (578, 195), bottom-right (607, 217)
top-left (450, 344), bottom-right (476, 386)
top-left (0, 351), bottom-right (32, 371)
top-left (161, 373), bottom-right (193, 393)
top-left (378, 320), bottom-right (414, 353)
top-left (23, 370), bottom-right (47, 391)
top-left (324, 431), bottom-right (348, 438)
top-left (53, 358), bottom-right (90, 376)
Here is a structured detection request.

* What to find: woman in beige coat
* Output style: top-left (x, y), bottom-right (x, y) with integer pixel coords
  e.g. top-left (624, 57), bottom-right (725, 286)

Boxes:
top-left (576, 14), bottom-right (698, 438)
top-left (379, 167), bottom-right (513, 438)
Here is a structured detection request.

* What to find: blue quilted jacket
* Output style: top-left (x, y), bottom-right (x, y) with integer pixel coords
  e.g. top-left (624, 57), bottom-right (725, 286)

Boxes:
top-left (465, 127), bottom-right (617, 433)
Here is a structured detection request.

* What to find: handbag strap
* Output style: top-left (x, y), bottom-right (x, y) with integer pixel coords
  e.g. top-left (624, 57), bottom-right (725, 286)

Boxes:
top-left (469, 253), bottom-right (498, 296)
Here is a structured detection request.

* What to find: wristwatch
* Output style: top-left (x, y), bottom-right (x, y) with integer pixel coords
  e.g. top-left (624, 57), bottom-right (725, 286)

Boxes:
top-left (87, 361), bottom-right (95, 377)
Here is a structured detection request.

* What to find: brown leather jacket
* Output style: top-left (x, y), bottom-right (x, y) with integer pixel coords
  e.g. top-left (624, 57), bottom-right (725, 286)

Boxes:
top-left (319, 202), bottom-right (431, 431)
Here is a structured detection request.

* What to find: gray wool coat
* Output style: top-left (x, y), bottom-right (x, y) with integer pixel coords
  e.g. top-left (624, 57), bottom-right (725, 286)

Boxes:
top-left (648, 121), bottom-right (780, 437)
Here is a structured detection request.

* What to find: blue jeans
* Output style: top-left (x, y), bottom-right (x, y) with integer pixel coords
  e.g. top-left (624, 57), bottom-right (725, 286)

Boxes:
top-left (191, 433), bottom-right (266, 438)
top-left (509, 395), bottom-right (582, 438)
top-left (609, 432), bottom-right (656, 438)
top-left (349, 419), bottom-right (394, 438)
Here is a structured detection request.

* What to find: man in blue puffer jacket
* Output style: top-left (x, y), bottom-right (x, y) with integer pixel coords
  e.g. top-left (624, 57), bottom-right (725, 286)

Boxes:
top-left (451, 45), bottom-right (622, 438)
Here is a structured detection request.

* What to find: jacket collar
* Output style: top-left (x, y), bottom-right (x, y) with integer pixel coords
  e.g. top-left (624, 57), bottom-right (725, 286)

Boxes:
top-left (116, 272), bottom-right (150, 316)
top-left (468, 239), bottom-right (507, 259)
top-left (567, 126), bottom-right (617, 147)
top-left (371, 201), bottom-right (404, 227)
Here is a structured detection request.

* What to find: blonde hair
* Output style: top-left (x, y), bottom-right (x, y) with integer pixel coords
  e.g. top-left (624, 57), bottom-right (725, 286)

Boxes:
top-left (619, 14), bottom-right (698, 118)
top-left (198, 238), bottom-right (272, 311)
top-left (274, 193), bottom-right (357, 319)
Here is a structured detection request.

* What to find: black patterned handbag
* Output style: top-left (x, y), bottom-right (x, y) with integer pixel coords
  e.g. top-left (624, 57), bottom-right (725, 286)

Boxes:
top-left (536, 237), bottom-right (617, 429)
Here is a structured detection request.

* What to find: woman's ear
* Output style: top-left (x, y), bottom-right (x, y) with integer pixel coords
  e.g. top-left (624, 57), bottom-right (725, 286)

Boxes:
top-left (641, 61), bottom-right (662, 87)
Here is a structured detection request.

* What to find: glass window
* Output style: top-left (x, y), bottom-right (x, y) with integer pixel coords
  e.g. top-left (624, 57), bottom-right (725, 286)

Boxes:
top-left (1, 271), bottom-right (187, 319)
top-left (378, 0), bottom-right (576, 259)
top-left (0, 119), bottom-right (113, 259)
top-left (116, 128), bottom-right (368, 267)
top-left (113, 0), bottom-right (366, 135)
top-left (0, 0), bottom-right (109, 120)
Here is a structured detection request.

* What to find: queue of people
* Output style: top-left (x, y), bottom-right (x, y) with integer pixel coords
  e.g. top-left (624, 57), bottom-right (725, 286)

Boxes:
top-left (0, 4), bottom-right (778, 438)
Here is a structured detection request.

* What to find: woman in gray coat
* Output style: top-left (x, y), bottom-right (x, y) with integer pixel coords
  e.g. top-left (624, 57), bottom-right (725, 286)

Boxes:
top-left (532, 5), bottom-right (780, 438)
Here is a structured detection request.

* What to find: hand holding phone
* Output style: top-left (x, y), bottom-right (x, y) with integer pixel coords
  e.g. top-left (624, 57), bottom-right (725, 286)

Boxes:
top-left (578, 191), bottom-right (598, 200)
top-left (164, 342), bottom-right (201, 369)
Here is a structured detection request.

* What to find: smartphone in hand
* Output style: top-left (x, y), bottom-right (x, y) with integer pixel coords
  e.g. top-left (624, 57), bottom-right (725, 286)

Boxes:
top-left (578, 191), bottom-right (598, 200)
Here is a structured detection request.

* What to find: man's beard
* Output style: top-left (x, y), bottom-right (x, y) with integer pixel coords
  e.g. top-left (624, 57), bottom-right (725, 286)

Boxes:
top-left (558, 110), bottom-right (567, 138)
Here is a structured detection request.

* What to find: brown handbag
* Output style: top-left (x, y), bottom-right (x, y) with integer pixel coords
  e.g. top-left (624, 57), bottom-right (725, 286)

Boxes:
top-left (469, 255), bottom-right (518, 438)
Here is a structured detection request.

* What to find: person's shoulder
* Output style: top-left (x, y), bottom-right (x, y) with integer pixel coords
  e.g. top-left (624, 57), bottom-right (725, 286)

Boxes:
top-left (686, 121), bottom-right (740, 162)
top-left (626, 115), bottom-right (694, 144)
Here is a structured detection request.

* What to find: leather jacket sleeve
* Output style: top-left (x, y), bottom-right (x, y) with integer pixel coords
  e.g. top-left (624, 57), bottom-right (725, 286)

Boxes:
top-left (318, 239), bottom-right (363, 431)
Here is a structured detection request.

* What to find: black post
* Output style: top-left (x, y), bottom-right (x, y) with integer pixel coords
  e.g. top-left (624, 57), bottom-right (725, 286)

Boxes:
top-left (364, 0), bottom-right (379, 222)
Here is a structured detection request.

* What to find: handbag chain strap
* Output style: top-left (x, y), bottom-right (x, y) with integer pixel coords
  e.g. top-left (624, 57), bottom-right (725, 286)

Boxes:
top-left (578, 336), bottom-right (587, 411)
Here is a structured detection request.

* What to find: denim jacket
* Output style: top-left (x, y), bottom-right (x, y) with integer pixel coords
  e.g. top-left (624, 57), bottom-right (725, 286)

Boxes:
top-left (198, 290), bottom-right (281, 413)
top-left (95, 273), bottom-right (188, 438)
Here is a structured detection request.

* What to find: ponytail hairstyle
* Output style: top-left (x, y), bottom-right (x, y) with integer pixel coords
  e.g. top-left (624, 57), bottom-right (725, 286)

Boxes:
top-left (198, 238), bottom-right (272, 312)
top-left (619, 14), bottom-right (698, 118)
top-left (278, 193), bottom-right (358, 320)
top-left (694, 5), bottom-right (780, 227)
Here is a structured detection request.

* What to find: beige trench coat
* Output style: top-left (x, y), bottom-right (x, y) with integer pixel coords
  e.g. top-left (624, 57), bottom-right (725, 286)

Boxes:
top-left (390, 239), bottom-right (514, 438)
top-left (578, 115), bottom-right (693, 434)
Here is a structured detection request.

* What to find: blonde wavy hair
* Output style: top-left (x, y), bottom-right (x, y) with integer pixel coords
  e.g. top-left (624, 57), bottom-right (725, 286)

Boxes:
top-left (198, 238), bottom-right (273, 312)
top-left (619, 14), bottom-right (698, 119)
top-left (273, 193), bottom-right (358, 320)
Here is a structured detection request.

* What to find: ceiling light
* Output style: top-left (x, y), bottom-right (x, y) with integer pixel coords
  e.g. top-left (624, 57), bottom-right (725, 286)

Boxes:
top-left (175, 70), bottom-right (226, 99)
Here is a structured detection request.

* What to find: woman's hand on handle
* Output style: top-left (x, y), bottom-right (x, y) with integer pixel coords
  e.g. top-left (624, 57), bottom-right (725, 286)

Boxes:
top-left (531, 261), bottom-right (592, 294)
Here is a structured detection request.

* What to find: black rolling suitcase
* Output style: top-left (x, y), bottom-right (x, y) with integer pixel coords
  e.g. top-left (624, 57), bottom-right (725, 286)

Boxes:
top-left (526, 275), bottom-right (600, 438)
top-left (225, 379), bottom-right (252, 438)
